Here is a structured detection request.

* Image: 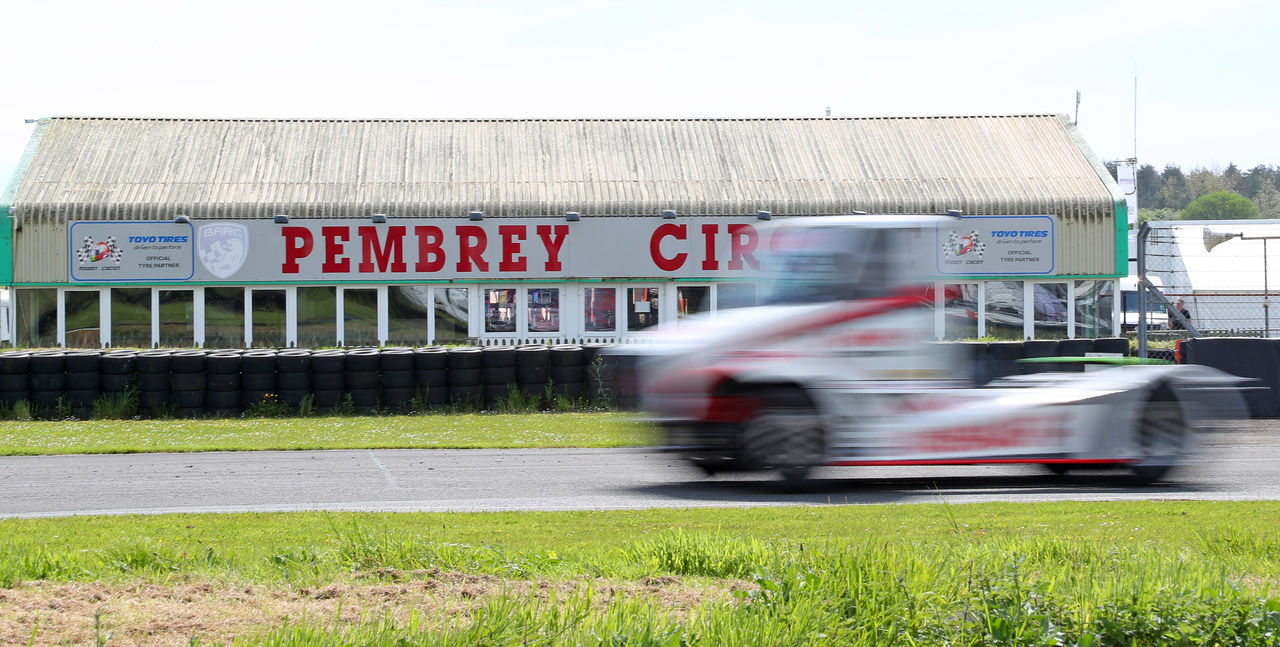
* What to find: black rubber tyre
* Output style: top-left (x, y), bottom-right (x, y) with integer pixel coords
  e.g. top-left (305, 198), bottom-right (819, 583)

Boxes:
top-left (66, 371), bottom-right (100, 391)
top-left (1130, 383), bottom-right (1188, 484)
top-left (482, 347), bottom-right (516, 368)
top-left (449, 367), bottom-right (482, 387)
top-left (516, 365), bottom-right (548, 384)
top-left (170, 350), bottom-right (207, 373)
top-left (415, 368), bottom-right (448, 387)
top-left (276, 350), bottom-right (312, 373)
top-left (550, 365), bottom-right (583, 384)
top-left (136, 372), bottom-right (170, 392)
top-left (279, 389), bottom-right (310, 406)
top-left (552, 381), bottom-right (584, 400)
top-left (311, 352), bottom-right (346, 373)
top-left (482, 366), bottom-right (517, 385)
top-left (313, 389), bottom-right (344, 408)
top-left (448, 347), bottom-right (483, 370)
top-left (241, 351), bottom-right (278, 374)
top-left (739, 388), bottom-right (825, 485)
top-left (173, 389), bottom-right (205, 408)
top-left (67, 389), bottom-right (100, 408)
top-left (0, 352), bottom-right (31, 374)
top-left (241, 372), bottom-right (277, 391)
top-left (422, 386), bottom-right (448, 406)
top-left (206, 353), bottom-right (243, 374)
top-left (381, 369), bottom-right (414, 388)
top-left (449, 384), bottom-right (482, 407)
top-left (64, 351), bottom-right (101, 373)
top-left (30, 373), bottom-right (67, 391)
top-left (350, 388), bottom-right (380, 407)
top-left (344, 371), bottom-right (380, 390)
top-left (516, 345), bottom-right (549, 367)
top-left (206, 373), bottom-right (241, 392)
top-left (345, 349), bottom-right (380, 372)
top-left (30, 352), bottom-right (66, 374)
top-left (100, 374), bottom-right (133, 393)
top-left (276, 371), bottom-right (311, 391)
top-left (0, 390), bottom-right (30, 406)
top-left (178, 407), bottom-right (205, 419)
top-left (171, 372), bottom-right (207, 391)
top-left (139, 390), bottom-right (171, 408)
top-left (135, 351), bottom-right (172, 374)
top-left (100, 352), bottom-right (137, 375)
top-left (0, 374), bottom-right (28, 391)
top-left (414, 347), bottom-right (449, 370)
top-left (549, 345), bottom-right (583, 367)
top-left (380, 348), bottom-right (415, 371)
top-left (382, 387), bottom-right (416, 407)
top-left (31, 390), bottom-right (62, 408)
top-left (311, 372), bottom-right (345, 391)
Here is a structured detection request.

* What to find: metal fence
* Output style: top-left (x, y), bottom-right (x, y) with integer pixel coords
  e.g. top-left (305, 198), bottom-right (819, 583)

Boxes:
top-left (1138, 220), bottom-right (1280, 346)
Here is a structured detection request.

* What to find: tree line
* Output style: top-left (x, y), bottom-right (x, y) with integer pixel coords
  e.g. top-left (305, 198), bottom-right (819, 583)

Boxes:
top-left (1105, 162), bottom-right (1280, 221)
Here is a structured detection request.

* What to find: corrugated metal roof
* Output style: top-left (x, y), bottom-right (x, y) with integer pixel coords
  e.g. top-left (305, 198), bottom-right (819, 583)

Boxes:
top-left (8, 115), bottom-right (1119, 222)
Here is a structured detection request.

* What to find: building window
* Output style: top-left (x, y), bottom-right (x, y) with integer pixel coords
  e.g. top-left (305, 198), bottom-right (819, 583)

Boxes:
top-left (943, 283), bottom-right (979, 340)
top-left (297, 286), bottom-right (337, 348)
top-left (159, 290), bottom-right (195, 348)
top-left (205, 287), bottom-right (245, 348)
top-left (251, 289), bottom-right (286, 348)
top-left (984, 281), bottom-right (1024, 340)
top-left (434, 287), bottom-right (469, 343)
top-left (1074, 280), bottom-right (1114, 338)
top-left (342, 288), bottom-right (378, 346)
top-left (387, 286), bottom-right (431, 346)
top-left (717, 283), bottom-right (757, 310)
top-left (677, 286), bottom-right (710, 320)
top-left (528, 288), bottom-right (559, 333)
top-left (627, 287), bottom-right (660, 331)
top-left (584, 287), bottom-right (616, 333)
top-left (111, 288), bottom-right (151, 348)
top-left (64, 290), bottom-right (101, 348)
top-left (484, 288), bottom-right (517, 333)
top-left (16, 289), bottom-right (56, 348)
top-left (1033, 283), bottom-right (1069, 339)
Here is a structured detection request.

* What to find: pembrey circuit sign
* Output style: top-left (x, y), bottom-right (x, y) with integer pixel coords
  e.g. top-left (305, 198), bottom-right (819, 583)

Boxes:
top-left (67, 215), bottom-right (1056, 283)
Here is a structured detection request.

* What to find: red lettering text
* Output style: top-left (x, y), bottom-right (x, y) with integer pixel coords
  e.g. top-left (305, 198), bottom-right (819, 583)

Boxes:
top-left (281, 227), bottom-right (313, 274)
top-left (414, 226), bottom-right (445, 272)
top-left (322, 227), bottom-right (350, 273)
top-left (456, 226), bottom-right (489, 272)
top-left (498, 225), bottom-right (527, 272)
top-left (701, 224), bottom-right (719, 271)
top-left (536, 224), bottom-right (569, 272)
top-left (650, 223), bottom-right (687, 272)
top-left (728, 223), bottom-right (760, 270)
top-left (357, 226), bottom-right (407, 273)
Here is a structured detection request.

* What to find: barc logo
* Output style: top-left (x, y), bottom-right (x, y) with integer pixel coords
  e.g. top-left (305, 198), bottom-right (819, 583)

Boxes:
top-left (197, 222), bottom-right (249, 279)
top-left (76, 236), bottom-right (123, 264)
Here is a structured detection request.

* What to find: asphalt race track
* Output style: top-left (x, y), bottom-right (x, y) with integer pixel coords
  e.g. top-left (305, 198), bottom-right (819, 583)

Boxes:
top-left (2, 421), bottom-right (1279, 518)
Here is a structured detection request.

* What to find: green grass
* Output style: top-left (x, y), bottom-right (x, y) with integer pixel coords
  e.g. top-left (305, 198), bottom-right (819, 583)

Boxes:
top-left (0, 412), bottom-right (655, 455)
top-left (4, 502), bottom-right (1280, 644)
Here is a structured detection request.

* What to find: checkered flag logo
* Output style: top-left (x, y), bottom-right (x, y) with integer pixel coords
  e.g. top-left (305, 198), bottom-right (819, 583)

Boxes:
top-left (76, 235), bottom-right (123, 264)
top-left (945, 231), bottom-right (984, 258)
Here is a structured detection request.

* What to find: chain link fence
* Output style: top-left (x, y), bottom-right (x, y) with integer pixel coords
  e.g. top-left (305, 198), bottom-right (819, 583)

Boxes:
top-left (1140, 220), bottom-right (1280, 340)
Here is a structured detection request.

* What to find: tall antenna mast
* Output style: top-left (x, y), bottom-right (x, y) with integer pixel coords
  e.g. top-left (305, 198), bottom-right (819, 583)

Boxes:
top-left (1133, 74), bottom-right (1138, 162)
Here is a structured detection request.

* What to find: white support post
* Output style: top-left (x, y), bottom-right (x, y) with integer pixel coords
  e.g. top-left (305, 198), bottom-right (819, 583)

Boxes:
top-left (55, 287), bottom-right (66, 348)
top-left (376, 285), bottom-right (388, 346)
top-left (193, 287), bottom-right (205, 348)
top-left (150, 288), bottom-right (160, 348)
top-left (285, 286), bottom-right (298, 348)
top-left (99, 288), bottom-right (111, 348)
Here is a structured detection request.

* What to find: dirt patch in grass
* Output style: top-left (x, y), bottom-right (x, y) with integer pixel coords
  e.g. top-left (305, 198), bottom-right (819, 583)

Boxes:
top-left (0, 570), bottom-right (745, 646)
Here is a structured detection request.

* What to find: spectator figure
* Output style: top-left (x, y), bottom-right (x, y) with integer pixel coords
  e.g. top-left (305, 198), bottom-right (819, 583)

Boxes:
top-left (1169, 298), bottom-right (1191, 330)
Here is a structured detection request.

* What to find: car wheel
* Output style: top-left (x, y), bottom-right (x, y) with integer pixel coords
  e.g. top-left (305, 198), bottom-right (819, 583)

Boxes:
top-left (740, 390), bottom-right (824, 485)
top-left (1130, 383), bottom-right (1187, 484)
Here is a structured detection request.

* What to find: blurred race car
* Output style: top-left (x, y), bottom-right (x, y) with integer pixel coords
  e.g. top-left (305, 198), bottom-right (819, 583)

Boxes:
top-left (618, 215), bottom-right (1244, 484)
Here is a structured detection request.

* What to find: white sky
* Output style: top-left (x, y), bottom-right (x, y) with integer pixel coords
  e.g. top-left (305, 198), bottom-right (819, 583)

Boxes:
top-left (3, 0), bottom-right (1277, 190)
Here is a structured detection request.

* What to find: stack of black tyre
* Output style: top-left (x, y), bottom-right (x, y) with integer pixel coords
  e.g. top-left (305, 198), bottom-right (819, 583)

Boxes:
top-left (549, 345), bottom-right (585, 401)
top-left (311, 350), bottom-right (345, 411)
top-left (447, 347), bottom-right (483, 406)
top-left (135, 350), bottom-right (172, 417)
top-left (0, 351), bottom-right (30, 407)
top-left (205, 351), bottom-right (243, 417)
top-left (583, 343), bottom-right (612, 404)
top-left (100, 351), bottom-right (137, 403)
top-left (344, 348), bottom-right (381, 412)
top-left (414, 347), bottom-right (449, 407)
top-left (481, 346), bottom-right (516, 408)
top-left (64, 351), bottom-right (101, 417)
top-left (515, 345), bottom-right (550, 402)
top-left (29, 351), bottom-right (67, 412)
top-left (240, 350), bottom-right (278, 410)
top-left (170, 350), bottom-right (207, 417)
top-left (379, 348), bottom-right (416, 410)
top-left (276, 349), bottom-right (312, 411)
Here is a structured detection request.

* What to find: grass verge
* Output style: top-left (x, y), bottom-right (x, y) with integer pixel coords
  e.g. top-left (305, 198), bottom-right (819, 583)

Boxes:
top-left (3, 501), bottom-right (1280, 645)
top-left (0, 412), bottom-right (655, 455)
